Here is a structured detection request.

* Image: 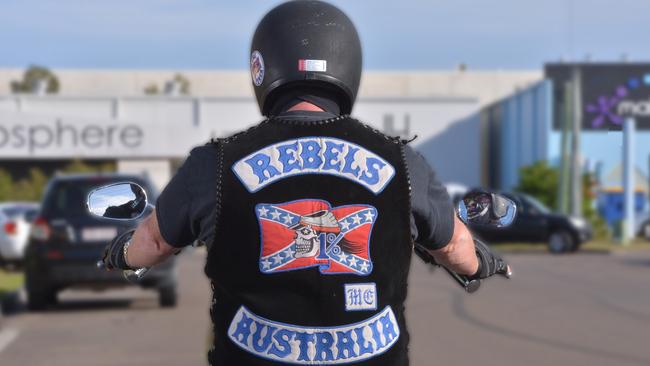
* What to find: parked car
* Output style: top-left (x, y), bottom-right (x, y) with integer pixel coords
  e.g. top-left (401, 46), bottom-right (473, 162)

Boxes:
top-left (0, 202), bottom-right (40, 268)
top-left (469, 192), bottom-right (592, 253)
top-left (24, 174), bottom-right (177, 310)
top-left (635, 212), bottom-right (650, 241)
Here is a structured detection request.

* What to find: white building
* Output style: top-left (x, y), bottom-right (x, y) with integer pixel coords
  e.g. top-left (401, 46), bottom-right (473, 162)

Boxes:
top-left (0, 69), bottom-right (541, 190)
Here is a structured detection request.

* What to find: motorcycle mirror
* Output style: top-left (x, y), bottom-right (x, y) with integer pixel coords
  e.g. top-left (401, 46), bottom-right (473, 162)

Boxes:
top-left (87, 182), bottom-right (148, 220)
top-left (457, 190), bottom-right (517, 228)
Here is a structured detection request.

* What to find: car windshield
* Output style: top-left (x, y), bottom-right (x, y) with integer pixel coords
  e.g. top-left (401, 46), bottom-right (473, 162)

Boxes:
top-left (522, 194), bottom-right (551, 214)
top-left (43, 178), bottom-right (148, 218)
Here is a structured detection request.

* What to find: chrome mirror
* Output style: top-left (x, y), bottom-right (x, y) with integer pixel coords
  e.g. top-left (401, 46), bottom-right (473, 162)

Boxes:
top-left (457, 190), bottom-right (517, 228)
top-left (87, 183), bottom-right (148, 220)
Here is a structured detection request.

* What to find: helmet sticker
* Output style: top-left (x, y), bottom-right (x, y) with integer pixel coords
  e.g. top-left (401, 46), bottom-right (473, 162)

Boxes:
top-left (251, 51), bottom-right (265, 87)
top-left (298, 59), bottom-right (327, 72)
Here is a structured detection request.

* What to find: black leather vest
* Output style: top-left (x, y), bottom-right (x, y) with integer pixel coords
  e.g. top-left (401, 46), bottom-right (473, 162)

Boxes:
top-left (206, 116), bottom-right (412, 366)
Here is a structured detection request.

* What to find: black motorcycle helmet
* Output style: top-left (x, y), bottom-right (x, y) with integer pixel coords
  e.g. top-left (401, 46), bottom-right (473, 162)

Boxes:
top-left (250, 0), bottom-right (362, 116)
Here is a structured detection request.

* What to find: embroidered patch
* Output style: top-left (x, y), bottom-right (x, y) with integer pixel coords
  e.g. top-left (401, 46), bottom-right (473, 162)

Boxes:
top-left (345, 283), bottom-right (377, 311)
top-left (232, 137), bottom-right (395, 194)
top-left (256, 199), bottom-right (377, 275)
top-left (228, 306), bottom-right (400, 364)
top-left (251, 50), bottom-right (265, 87)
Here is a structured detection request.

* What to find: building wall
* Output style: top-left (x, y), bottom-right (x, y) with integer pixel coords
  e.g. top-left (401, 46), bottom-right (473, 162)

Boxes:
top-left (0, 95), bottom-right (478, 160)
top-left (481, 80), bottom-right (553, 190)
top-left (0, 68), bottom-right (543, 188)
top-left (416, 113), bottom-right (482, 186)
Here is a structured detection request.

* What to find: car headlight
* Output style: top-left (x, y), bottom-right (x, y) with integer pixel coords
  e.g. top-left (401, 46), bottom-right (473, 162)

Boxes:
top-left (569, 216), bottom-right (587, 229)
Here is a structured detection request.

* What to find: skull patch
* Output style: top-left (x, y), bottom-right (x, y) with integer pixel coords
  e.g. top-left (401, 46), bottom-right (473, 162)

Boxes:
top-left (294, 225), bottom-right (319, 258)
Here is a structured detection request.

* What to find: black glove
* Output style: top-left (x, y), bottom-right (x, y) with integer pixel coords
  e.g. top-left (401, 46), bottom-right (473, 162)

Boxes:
top-left (101, 229), bottom-right (136, 270)
top-left (470, 239), bottom-right (507, 279)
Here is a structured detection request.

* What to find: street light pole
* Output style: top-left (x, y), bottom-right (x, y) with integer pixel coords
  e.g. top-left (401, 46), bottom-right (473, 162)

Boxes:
top-left (623, 117), bottom-right (636, 244)
top-left (570, 66), bottom-right (583, 217)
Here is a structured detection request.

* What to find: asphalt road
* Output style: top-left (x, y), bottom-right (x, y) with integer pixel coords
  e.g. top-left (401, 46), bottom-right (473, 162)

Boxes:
top-left (1, 248), bottom-right (650, 366)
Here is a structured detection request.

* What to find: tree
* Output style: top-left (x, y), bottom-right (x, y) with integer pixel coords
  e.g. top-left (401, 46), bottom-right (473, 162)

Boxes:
top-left (0, 169), bottom-right (13, 201)
top-left (10, 65), bottom-right (60, 94)
top-left (144, 83), bottom-right (160, 95)
top-left (171, 73), bottom-right (191, 95)
top-left (28, 168), bottom-right (48, 201)
top-left (0, 163), bottom-right (117, 203)
top-left (62, 159), bottom-right (115, 174)
top-left (582, 171), bottom-right (610, 239)
top-left (11, 179), bottom-right (38, 201)
top-left (145, 73), bottom-right (191, 96)
top-left (515, 161), bottom-right (559, 210)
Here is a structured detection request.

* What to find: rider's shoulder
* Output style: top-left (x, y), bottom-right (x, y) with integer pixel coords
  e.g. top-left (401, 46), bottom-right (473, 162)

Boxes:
top-left (402, 145), bottom-right (429, 170)
top-left (177, 145), bottom-right (220, 173)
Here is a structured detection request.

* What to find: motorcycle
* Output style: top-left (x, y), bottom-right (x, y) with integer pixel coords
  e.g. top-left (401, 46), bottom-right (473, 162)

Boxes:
top-left (87, 182), bottom-right (155, 281)
top-left (87, 183), bottom-right (514, 292)
top-left (414, 190), bottom-right (515, 293)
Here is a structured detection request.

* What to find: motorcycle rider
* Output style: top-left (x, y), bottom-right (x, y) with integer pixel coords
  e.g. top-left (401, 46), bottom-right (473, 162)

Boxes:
top-left (102, 1), bottom-right (505, 364)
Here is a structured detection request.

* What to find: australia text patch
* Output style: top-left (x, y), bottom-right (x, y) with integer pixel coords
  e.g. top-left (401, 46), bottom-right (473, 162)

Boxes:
top-left (232, 137), bottom-right (395, 194)
top-left (345, 283), bottom-right (377, 311)
top-left (228, 306), bottom-right (400, 364)
top-left (256, 199), bottom-right (376, 275)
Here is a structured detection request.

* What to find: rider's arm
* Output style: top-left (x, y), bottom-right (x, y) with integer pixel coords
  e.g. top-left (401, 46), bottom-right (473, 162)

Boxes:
top-left (126, 211), bottom-right (178, 268)
top-left (405, 147), bottom-right (478, 276)
top-left (125, 145), bottom-right (220, 268)
top-left (428, 216), bottom-right (478, 275)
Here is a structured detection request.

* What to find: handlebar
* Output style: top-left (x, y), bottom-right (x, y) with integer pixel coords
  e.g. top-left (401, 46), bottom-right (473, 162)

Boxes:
top-left (96, 259), bottom-right (151, 281)
top-left (414, 241), bottom-right (511, 293)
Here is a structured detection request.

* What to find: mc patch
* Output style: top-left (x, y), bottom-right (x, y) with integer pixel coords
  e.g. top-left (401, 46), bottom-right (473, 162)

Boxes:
top-left (344, 283), bottom-right (377, 311)
top-left (256, 199), bottom-right (377, 276)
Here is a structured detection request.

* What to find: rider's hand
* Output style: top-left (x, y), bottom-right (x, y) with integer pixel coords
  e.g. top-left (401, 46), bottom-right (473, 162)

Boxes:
top-left (101, 229), bottom-right (136, 271)
top-left (469, 239), bottom-right (509, 279)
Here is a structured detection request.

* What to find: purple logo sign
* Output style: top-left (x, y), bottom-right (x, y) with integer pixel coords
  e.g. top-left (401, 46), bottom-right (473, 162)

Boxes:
top-left (585, 75), bottom-right (650, 128)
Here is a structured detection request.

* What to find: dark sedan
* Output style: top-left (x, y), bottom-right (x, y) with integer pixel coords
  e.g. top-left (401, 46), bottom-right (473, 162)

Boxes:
top-left (469, 192), bottom-right (593, 253)
top-left (24, 174), bottom-right (177, 310)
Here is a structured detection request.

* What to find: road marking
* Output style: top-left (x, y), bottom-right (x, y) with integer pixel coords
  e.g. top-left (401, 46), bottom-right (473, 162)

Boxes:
top-left (0, 328), bottom-right (20, 353)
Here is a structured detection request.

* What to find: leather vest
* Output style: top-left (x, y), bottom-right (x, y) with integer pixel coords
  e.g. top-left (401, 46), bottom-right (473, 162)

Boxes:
top-left (206, 116), bottom-right (413, 366)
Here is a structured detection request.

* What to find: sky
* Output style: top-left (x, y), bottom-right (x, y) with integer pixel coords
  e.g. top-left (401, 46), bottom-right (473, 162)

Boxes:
top-left (1, 0), bottom-right (649, 70)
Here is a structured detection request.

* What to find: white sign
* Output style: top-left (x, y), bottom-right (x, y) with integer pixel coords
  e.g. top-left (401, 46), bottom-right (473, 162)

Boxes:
top-left (0, 97), bottom-right (477, 159)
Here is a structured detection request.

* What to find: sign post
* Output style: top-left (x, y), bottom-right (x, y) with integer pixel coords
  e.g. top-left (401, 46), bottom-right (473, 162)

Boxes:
top-left (570, 66), bottom-right (583, 218)
top-left (623, 117), bottom-right (636, 244)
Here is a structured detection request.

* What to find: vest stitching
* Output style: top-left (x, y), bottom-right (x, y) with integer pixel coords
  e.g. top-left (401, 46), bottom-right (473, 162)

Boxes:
top-left (207, 139), bottom-right (225, 253)
top-left (268, 114), bottom-right (347, 125)
top-left (399, 143), bottom-right (415, 250)
top-left (348, 117), bottom-right (404, 144)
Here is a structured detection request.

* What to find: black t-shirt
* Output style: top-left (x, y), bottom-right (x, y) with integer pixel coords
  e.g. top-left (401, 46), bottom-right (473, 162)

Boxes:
top-left (156, 111), bottom-right (455, 251)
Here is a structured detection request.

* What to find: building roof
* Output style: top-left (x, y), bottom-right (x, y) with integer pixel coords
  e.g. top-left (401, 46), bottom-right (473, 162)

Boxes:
top-left (0, 68), bottom-right (541, 107)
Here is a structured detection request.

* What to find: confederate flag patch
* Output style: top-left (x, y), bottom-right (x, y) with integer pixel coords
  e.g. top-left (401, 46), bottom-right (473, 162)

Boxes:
top-left (256, 199), bottom-right (377, 276)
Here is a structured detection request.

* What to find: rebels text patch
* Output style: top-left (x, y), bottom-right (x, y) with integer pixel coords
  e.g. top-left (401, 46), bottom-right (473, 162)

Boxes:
top-left (232, 137), bottom-right (395, 194)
